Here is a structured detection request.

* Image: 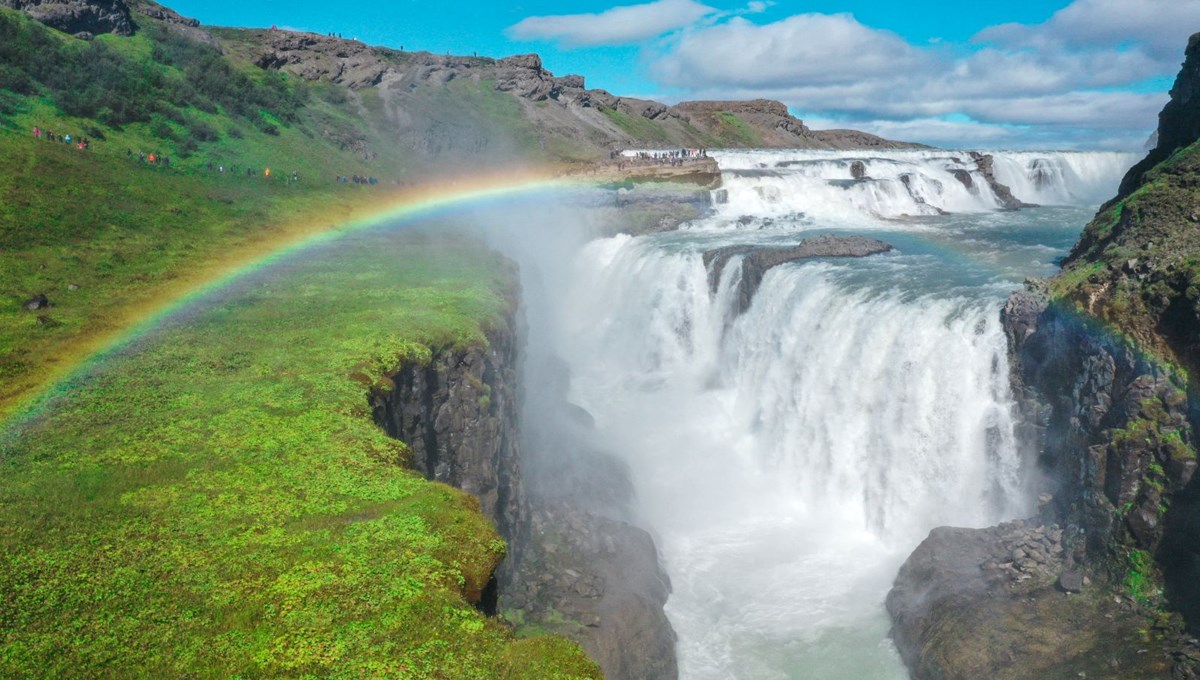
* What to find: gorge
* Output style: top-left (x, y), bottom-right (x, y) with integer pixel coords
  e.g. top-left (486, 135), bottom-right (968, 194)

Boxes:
top-left (3, 2), bottom-right (1200, 678)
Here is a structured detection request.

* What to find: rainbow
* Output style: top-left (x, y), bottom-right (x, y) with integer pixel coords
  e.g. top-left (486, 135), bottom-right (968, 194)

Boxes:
top-left (1, 167), bottom-right (598, 432)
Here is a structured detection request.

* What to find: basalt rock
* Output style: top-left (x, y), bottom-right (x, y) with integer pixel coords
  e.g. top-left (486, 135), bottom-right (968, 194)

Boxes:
top-left (970, 151), bottom-right (1031, 210)
top-left (703, 235), bottom-right (894, 314)
top-left (1118, 33), bottom-right (1200, 199)
top-left (888, 520), bottom-right (1180, 679)
top-left (22, 294), bottom-right (51, 311)
top-left (371, 304), bottom-right (528, 567)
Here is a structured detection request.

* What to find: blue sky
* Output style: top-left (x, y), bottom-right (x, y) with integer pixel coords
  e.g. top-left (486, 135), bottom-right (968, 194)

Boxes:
top-left (164, 0), bottom-right (1200, 149)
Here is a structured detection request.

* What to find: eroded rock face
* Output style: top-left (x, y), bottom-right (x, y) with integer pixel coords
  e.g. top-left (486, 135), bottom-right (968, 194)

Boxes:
top-left (703, 235), bottom-right (894, 314)
top-left (970, 151), bottom-right (1031, 211)
top-left (505, 501), bottom-right (677, 680)
top-left (371, 312), bottom-right (528, 558)
top-left (503, 352), bottom-right (679, 679)
top-left (1119, 33), bottom-right (1200, 198)
top-left (251, 31), bottom-right (391, 88)
top-left (2, 0), bottom-right (133, 37)
top-left (370, 290), bottom-right (678, 678)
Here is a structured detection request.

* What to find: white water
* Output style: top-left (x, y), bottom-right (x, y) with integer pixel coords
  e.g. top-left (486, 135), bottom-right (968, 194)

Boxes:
top-left (702, 149), bottom-right (1136, 226)
top-left (522, 149), bottom-right (1134, 678)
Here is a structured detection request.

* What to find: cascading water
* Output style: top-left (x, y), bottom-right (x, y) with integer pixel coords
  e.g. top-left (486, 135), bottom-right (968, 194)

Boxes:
top-left (527, 149), bottom-right (1134, 678)
top-left (699, 149), bottom-right (1137, 226)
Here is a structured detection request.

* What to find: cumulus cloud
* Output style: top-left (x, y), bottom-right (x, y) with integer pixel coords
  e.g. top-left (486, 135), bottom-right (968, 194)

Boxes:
top-left (978, 0), bottom-right (1200, 60)
top-left (653, 13), bottom-right (926, 88)
top-left (507, 0), bottom-right (716, 47)
top-left (639, 0), bottom-right (1192, 147)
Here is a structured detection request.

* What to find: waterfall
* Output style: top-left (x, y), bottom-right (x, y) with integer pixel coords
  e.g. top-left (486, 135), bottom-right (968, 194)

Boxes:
top-left (700, 149), bottom-right (1138, 227)
top-left (524, 148), bottom-right (1134, 678)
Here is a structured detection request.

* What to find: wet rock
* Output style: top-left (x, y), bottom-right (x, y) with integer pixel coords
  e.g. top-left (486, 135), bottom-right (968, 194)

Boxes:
top-left (703, 235), bottom-right (894, 314)
top-left (969, 151), bottom-right (1033, 210)
top-left (950, 168), bottom-right (975, 190)
top-left (850, 160), bottom-right (867, 180)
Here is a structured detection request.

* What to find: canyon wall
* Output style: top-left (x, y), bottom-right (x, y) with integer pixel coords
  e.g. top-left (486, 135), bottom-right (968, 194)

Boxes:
top-left (888, 32), bottom-right (1200, 680)
top-left (370, 286), bottom-right (678, 679)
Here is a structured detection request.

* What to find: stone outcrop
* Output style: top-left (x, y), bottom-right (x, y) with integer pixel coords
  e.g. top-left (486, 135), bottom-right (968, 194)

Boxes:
top-left (248, 31), bottom-right (393, 88)
top-left (703, 235), bottom-right (894, 314)
top-left (370, 307), bottom-right (528, 578)
top-left (369, 285), bottom-right (677, 678)
top-left (675, 99), bottom-right (924, 149)
top-left (2, 0), bottom-right (133, 37)
top-left (1119, 33), bottom-right (1200, 199)
top-left (888, 520), bottom-right (1186, 679)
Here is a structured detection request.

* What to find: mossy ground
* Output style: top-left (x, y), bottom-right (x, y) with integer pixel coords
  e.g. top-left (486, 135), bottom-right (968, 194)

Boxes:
top-left (0, 9), bottom-right (600, 675)
top-left (0, 130), bottom-right (409, 417)
top-left (0, 225), bottom-right (599, 677)
top-left (1052, 140), bottom-right (1200, 373)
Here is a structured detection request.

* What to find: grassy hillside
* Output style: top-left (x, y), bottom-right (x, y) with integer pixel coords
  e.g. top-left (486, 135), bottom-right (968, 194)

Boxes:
top-left (0, 6), bottom-right (600, 677)
top-left (0, 228), bottom-right (598, 677)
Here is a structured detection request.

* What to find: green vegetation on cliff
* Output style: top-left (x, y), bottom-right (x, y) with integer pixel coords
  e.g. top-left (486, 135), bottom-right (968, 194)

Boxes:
top-left (0, 229), bottom-right (597, 677)
top-left (0, 6), bottom-right (600, 677)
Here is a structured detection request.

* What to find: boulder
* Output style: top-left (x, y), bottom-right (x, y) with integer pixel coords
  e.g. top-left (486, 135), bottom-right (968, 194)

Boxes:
top-left (850, 160), bottom-right (867, 180)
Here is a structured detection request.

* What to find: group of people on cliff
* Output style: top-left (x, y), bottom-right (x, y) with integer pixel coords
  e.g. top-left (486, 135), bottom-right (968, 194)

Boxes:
top-left (338, 174), bottom-right (378, 185)
top-left (613, 147), bottom-right (709, 170)
top-left (32, 126), bottom-right (91, 151)
top-left (125, 149), bottom-right (171, 167)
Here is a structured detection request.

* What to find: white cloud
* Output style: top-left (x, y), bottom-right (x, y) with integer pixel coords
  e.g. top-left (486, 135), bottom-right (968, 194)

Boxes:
top-left (978, 0), bottom-right (1200, 60)
top-left (507, 0), bottom-right (716, 47)
top-left (638, 0), bottom-right (1194, 148)
top-left (508, 0), bottom-right (1192, 147)
top-left (653, 13), bottom-right (926, 88)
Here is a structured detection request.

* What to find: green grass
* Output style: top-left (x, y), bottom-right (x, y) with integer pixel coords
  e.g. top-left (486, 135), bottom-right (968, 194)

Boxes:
top-left (1125, 549), bottom-right (1159, 605)
top-left (0, 130), bottom-right (401, 416)
top-left (0, 228), bottom-right (600, 678)
top-left (0, 10), bottom-right (610, 675)
top-left (711, 113), bottom-right (762, 148)
top-left (602, 107), bottom-right (670, 144)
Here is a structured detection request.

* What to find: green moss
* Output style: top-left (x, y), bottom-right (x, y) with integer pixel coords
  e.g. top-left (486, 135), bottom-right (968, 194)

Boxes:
top-left (0, 229), bottom-right (598, 677)
top-left (1125, 549), bottom-right (1159, 604)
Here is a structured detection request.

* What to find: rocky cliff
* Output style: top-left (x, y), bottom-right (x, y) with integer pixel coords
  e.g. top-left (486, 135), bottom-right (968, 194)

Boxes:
top-left (0, 0), bottom-right (132, 37)
top-left (371, 307), bottom-right (529, 590)
top-left (4, 0), bottom-right (920, 161)
top-left (370, 284), bottom-right (677, 678)
top-left (888, 32), bottom-right (1200, 680)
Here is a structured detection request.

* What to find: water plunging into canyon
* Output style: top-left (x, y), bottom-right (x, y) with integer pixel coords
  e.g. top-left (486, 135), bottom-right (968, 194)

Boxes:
top-left (510, 149), bottom-right (1136, 678)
